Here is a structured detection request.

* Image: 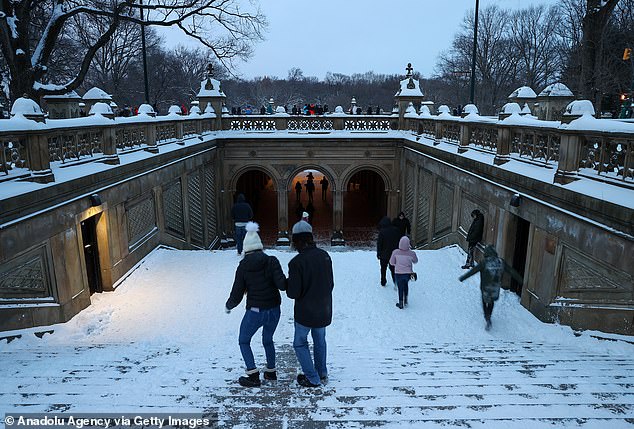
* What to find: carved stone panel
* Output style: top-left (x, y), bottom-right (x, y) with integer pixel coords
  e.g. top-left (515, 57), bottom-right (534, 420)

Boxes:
top-left (205, 165), bottom-right (217, 246)
top-left (557, 245), bottom-right (633, 303)
top-left (126, 197), bottom-right (156, 248)
top-left (415, 168), bottom-right (432, 245)
top-left (163, 180), bottom-right (185, 239)
top-left (434, 179), bottom-right (453, 237)
top-left (0, 245), bottom-right (53, 300)
top-left (404, 161), bottom-right (416, 223)
top-left (188, 171), bottom-right (204, 248)
top-left (459, 193), bottom-right (487, 234)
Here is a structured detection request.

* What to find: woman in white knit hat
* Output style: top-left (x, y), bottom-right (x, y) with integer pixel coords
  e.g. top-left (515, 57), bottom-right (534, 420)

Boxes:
top-left (225, 222), bottom-right (287, 387)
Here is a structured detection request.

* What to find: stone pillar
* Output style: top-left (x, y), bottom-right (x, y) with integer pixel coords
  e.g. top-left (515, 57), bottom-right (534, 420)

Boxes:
top-left (274, 116), bottom-right (288, 131)
top-left (211, 100), bottom-right (223, 131)
top-left (387, 189), bottom-right (400, 219)
top-left (101, 127), bottom-right (120, 165)
top-left (458, 122), bottom-right (470, 153)
top-left (331, 189), bottom-right (345, 246)
top-left (333, 116), bottom-right (344, 130)
top-left (554, 132), bottom-right (582, 184)
top-left (26, 134), bottom-right (55, 183)
top-left (494, 126), bottom-right (511, 165)
top-left (276, 186), bottom-right (290, 246)
top-left (434, 121), bottom-right (443, 145)
top-left (145, 123), bottom-right (158, 154)
top-left (175, 121), bottom-right (185, 145)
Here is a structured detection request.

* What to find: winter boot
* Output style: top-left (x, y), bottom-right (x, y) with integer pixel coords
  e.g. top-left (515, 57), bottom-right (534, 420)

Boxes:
top-left (404, 296), bottom-right (408, 307)
top-left (263, 367), bottom-right (277, 381)
top-left (238, 369), bottom-right (261, 387)
top-left (461, 264), bottom-right (470, 269)
top-left (485, 319), bottom-right (492, 331)
top-left (395, 302), bottom-right (404, 309)
top-left (297, 374), bottom-right (320, 388)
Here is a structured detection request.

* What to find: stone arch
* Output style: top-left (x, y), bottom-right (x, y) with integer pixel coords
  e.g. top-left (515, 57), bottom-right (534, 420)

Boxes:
top-left (229, 164), bottom-right (280, 191)
top-left (285, 164), bottom-right (337, 192)
top-left (341, 164), bottom-right (393, 192)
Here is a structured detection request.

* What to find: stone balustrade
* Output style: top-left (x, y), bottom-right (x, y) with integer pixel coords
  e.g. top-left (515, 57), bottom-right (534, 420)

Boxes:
top-left (1, 106), bottom-right (633, 187)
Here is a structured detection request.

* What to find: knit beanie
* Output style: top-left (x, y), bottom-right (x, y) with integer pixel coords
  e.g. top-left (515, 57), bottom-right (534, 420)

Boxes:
top-left (292, 220), bottom-right (313, 235)
top-left (242, 222), bottom-right (263, 253)
top-left (302, 211), bottom-right (309, 220)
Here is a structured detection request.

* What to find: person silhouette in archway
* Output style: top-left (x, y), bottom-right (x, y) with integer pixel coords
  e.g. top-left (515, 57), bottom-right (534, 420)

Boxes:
top-left (320, 177), bottom-right (329, 201)
top-left (295, 181), bottom-right (302, 203)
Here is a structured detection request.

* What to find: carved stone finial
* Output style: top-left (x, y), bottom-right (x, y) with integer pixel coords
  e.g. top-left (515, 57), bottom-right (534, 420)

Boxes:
top-left (206, 63), bottom-right (213, 78)
top-left (406, 63), bottom-right (413, 77)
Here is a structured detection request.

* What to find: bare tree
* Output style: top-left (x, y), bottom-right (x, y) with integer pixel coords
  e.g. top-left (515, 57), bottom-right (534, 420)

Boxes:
top-left (0, 0), bottom-right (266, 102)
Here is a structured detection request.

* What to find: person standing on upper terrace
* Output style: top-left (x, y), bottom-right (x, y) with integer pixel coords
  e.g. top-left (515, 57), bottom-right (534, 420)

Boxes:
top-left (231, 194), bottom-right (253, 255)
top-left (392, 212), bottom-right (411, 238)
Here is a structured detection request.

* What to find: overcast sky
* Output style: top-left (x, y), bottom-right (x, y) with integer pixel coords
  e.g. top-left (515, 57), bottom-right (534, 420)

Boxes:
top-left (161, 0), bottom-right (556, 80)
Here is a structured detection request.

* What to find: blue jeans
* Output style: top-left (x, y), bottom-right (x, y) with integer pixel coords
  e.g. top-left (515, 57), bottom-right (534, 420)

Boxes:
top-left (235, 225), bottom-right (246, 254)
top-left (395, 273), bottom-right (410, 304)
top-left (293, 322), bottom-right (327, 385)
top-left (238, 307), bottom-right (281, 370)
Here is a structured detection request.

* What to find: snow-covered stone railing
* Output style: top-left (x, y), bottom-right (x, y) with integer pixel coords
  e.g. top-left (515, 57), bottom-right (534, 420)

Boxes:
top-left (0, 111), bottom-right (217, 183)
top-left (404, 111), bottom-right (634, 185)
top-left (222, 114), bottom-right (398, 132)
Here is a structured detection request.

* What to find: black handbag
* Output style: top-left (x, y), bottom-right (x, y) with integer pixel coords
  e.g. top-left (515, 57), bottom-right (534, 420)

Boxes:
top-left (410, 272), bottom-right (417, 282)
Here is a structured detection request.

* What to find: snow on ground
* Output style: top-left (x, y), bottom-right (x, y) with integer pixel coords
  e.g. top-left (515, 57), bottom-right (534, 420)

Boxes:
top-left (2, 245), bottom-right (634, 428)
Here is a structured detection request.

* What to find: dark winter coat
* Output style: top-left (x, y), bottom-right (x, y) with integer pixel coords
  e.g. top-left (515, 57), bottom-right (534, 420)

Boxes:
top-left (392, 213), bottom-right (411, 237)
top-left (287, 244), bottom-right (334, 328)
top-left (459, 247), bottom-right (522, 303)
top-left (377, 216), bottom-right (401, 261)
top-left (466, 211), bottom-right (484, 244)
top-left (226, 250), bottom-right (287, 310)
top-left (231, 194), bottom-right (253, 223)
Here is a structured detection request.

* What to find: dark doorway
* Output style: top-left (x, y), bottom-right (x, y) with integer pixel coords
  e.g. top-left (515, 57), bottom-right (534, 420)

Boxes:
top-left (511, 216), bottom-right (530, 295)
top-left (289, 170), bottom-right (333, 246)
top-left (81, 216), bottom-right (102, 294)
top-left (235, 170), bottom-right (277, 245)
top-left (343, 170), bottom-right (386, 246)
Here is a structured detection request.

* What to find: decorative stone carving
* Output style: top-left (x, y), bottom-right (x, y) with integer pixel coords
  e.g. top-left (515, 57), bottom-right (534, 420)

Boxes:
top-left (188, 172), bottom-right (204, 248)
top-left (164, 180), bottom-right (185, 238)
top-left (205, 165), bottom-right (217, 246)
top-left (127, 197), bottom-right (156, 248)
top-left (559, 246), bottom-right (631, 295)
top-left (415, 168), bottom-right (433, 245)
top-left (0, 246), bottom-right (52, 299)
top-left (329, 164), bottom-right (349, 177)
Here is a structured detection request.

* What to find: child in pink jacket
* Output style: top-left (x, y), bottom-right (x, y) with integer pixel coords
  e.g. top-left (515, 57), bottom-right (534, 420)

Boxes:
top-left (389, 236), bottom-right (418, 309)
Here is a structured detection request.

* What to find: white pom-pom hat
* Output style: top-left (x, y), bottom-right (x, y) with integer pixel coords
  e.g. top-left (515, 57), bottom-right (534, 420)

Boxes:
top-left (242, 221), bottom-right (263, 253)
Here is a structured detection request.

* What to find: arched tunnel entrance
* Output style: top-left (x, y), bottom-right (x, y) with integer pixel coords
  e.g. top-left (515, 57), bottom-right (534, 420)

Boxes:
top-left (289, 169), bottom-right (333, 246)
top-left (235, 170), bottom-right (278, 246)
top-left (343, 170), bottom-right (387, 246)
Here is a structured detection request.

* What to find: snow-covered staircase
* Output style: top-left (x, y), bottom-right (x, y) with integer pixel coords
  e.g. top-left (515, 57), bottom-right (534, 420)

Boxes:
top-left (2, 340), bottom-right (634, 428)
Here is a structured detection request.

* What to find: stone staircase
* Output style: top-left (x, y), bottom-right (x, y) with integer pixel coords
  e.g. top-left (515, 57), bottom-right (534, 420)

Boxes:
top-left (2, 340), bottom-right (634, 428)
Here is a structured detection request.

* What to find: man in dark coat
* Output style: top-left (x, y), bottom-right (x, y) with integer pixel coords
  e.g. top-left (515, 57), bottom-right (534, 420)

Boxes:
top-left (287, 220), bottom-right (334, 388)
top-left (392, 212), bottom-right (411, 238)
top-left (376, 216), bottom-right (401, 287)
top-left (225, 222), bottom-right (287, 387)
top-left (459, 245), bottom-right (522, 330)
top-left (463, 209), bottom-right (484, 269)
top-left (231, 193), bottom-right (253, 255)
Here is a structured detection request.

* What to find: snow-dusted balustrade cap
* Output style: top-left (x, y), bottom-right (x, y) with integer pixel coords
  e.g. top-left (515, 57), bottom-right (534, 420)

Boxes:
top-left (395, 63), bottom-right (424, 98)
top-left (109, 101), bottom-right (118, 108)
top-left (538, 82), bottom-right (574, 98)
top-left (334, 106), bottom-right (344, 114)
top-left (43, 90), bottom-right (81, 100)
top-left (189, 106), bottom-right (201, 115)
top-left (419, 105), bottom-right (432, 117)
top-left (463, 104), bottom-right (479, 115)
top-left (222, 105), bottom-right (229, 114)
top-left (521, 103), bottom-right (532, 115)
top-left (197, 77), bottom-right (225, 98)
top-left (89, 102), bottom-right (114, 118)
top-left (508, 86), bottom-right (537, 99)
top-left (501, 102), bottom-right (522, 115)
top-left (564, 100), bottom-right (595, 117)
top-left (168, 105), bottom-right (182, 115)
top-left (11, 96), bottom-right (44, 118)
top-left (437, 105), bottom-right (451, 116)
top-left (204, 103), bottom-right (215, 114)
top-left (404, 102), bottom-right (418, 118)
top-left (83, 87), bottom-right (112, 101)
top-left (275, 106), bottom-right (289, 116)
top-left (137, 103), bottom-right (156, 116)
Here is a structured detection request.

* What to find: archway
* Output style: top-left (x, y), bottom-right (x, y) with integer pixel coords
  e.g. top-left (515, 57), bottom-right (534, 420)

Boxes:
top-left (288, 169), bottom-right (333, 246)
top-left (235, 170), bottom-right (277, 245)
top-left (343, 169), bottom-right (387, 246)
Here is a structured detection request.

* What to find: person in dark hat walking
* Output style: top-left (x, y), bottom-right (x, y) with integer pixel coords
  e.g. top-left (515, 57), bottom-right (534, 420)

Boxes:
top-left (377, 216), bottom-right (400, 287)
top-left (225, 222), bottom-right (287, 387)
top-left (463, 209), bottom-right (484, 269)
top-left (287, 220), bottom-right (334, 387)
top-left (459, 245), bottom-right (522, 330)
top-left (392, 212), bottom-right (411, 238)
top-left (231, 194), bottom-right (254, 255)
